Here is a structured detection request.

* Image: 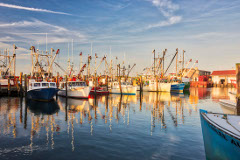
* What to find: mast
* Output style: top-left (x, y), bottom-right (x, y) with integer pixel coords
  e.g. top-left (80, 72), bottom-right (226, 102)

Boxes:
top-left (13, 44), bottom-right (16, 76)
top-left (182, 50), bottom-right (185, 71)
top-left (91, 42), bottom-right (93, 57)
top-left (72, 39), bottom-right (73, 66)
top-left (46, 33), bottom-right (48, 53)
top-left (152, 49), bottom-right (156, 76)
top-left (176, 48), bottom-right (178, 77)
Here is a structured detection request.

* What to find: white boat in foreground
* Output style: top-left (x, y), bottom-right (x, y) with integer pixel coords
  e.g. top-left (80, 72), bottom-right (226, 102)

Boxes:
top-left (58, 81), bottom-right (92, 99)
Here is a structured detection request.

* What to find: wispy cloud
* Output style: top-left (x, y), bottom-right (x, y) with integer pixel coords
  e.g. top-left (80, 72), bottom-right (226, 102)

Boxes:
top-left (150, 0), bottom-right (179, 17)
top-left (0, 19), bottom-right (87, 45)
top-left (147, 16), bottom-right (182, 29)
top-left (0, 2), bottom-right (71, 15)
top-left (146, 0), bottom-right (182, 30)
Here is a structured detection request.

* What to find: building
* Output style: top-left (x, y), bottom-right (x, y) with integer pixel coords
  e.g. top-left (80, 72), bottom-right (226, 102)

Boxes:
top-left (180, 67), bottom-right (211, 81)
top-left (211, 70), bottom-right (236, 87)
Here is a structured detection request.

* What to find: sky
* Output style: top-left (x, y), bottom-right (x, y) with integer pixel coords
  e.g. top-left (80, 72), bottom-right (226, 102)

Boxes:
top-left (0, 0), bottom-right (239, 76)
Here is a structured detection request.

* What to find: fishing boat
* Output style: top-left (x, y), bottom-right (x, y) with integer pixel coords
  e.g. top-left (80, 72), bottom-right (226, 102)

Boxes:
top-left (27, 81), bottom-right (58, 101)
top-left (109, 81), bottom-right (137, 95)
top-left (58, 81), bottom-right (92, 99)
top-left (90, 86), bottom-right (109, 95)
top-left (200, 109), bottom-right (240, 159)
top-left (171, 82), bottom-right (185, 92)
top-left (143, 79), bottom-right (171, 92)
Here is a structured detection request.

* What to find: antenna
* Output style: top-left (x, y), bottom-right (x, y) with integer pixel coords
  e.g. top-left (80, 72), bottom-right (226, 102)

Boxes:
top-left (72, 39), bottom-right (73, 63)
top-left (91, 42), bottom-right (93, 57)
top-left (46, 33), bottom-right (48, 52)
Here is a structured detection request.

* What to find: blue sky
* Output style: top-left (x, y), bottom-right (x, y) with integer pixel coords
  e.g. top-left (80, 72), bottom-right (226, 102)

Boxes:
top-left (0, 0), bottom-right (239, 75)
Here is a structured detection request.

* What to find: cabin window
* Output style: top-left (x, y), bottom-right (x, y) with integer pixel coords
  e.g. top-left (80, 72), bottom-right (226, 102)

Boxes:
top-left (50, 83), bottom-right (55, 87)
top-left (34, 83), bottom-right (40, 87)
top-left (42, 83), bottom-right (49, 87)
top-left (80, 82), bottom-right (86, 86)
top-left (72, 82), bottom-right (76, 86)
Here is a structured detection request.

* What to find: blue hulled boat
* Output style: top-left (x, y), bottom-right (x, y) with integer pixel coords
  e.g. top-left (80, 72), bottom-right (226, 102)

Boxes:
top-left (27, 81), bottom-right (58, 101)
top-left (171, 83), bottom-right (185, 92)
top-left (200, 109), bottom-right (240, 160)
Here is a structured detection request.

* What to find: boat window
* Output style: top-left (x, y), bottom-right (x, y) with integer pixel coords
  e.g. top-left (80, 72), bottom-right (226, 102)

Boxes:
top-left (34, 83), bottom-right (40, 87)
top-left (81, 82), bottom-right (86, 86)
top-left (50, 83), bottom-right (55, 87)
top-left (72, 82), bottom-right (76, 86)
top-left (76, 82), bottom-right (80, 86)
top-left (42, 83), bottom-right (49, 87)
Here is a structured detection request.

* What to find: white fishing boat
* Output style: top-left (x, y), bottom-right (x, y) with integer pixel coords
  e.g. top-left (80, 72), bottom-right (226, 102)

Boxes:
top-left (58, 81), bottom-right (92, 99)
top-left (143, 80), bottom-right (171, 92)
top-left (109, 81), bottom-right (137, 95)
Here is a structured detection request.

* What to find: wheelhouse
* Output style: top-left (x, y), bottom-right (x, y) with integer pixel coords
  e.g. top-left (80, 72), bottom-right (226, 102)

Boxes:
top-left (59, 81), bottom-right (87, 89)
top-left (29, 82), bottom-right (56, 90)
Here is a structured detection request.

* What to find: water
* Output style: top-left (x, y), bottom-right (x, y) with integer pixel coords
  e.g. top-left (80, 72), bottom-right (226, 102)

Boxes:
top-left (0, 88), bottom-right (236, 160)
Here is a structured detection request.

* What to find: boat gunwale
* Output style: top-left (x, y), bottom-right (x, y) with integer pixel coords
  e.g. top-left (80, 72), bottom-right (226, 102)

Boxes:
top-left (201, 111), bottom-right (240, 141)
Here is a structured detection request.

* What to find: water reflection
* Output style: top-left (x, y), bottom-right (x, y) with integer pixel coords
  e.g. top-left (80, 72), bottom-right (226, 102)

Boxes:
top-left (0, 88), bottom-right (233, 159)
top-left (27, 100), bottom-right (60, 115)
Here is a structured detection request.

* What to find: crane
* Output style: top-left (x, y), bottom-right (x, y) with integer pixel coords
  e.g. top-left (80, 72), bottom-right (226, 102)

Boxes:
top-left (127, 63), bottom-right (136, 78)
top-left (184, 60), bottom-right (198, 77)
top-left (54, 62), bottom-right (68, 75)
top-left (47, 49), bottom-right (60, 77)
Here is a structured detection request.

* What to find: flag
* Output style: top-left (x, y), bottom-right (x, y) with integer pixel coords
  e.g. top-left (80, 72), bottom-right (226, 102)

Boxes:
top-left (95, 53), bottom-right (98, 58)
top-left (56, 49), bottom-right (60, 54)
top-left (14, 45), bottom-right (18, 49)
top-left (152, 49), bottom-right (155, 53)
top-left (189, 59), bottom-right (192, 62)
top-left (196, 60), bottom-right (198, 63)
top-left (80, 52), bottom-right (82, 56)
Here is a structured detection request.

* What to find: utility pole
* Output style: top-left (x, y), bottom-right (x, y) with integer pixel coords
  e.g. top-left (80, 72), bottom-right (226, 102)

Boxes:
top-left (236, 63), bottom-right (240, 115)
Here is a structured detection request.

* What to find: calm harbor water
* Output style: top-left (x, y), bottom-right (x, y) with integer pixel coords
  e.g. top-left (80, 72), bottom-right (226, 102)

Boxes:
top-left (0, 88), bottom-right (236, 160)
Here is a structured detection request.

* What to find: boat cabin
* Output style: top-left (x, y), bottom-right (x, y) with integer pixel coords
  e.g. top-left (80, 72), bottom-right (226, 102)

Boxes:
top-left (29, 82), bottom-right (56, 90)
top-left (59, 81), bottom-right (87, 89)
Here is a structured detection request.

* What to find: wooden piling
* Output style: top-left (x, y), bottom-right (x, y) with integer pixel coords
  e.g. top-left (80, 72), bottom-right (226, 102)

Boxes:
top-left (65, 75), bottom-right (68, 98)
top-left (156, 76), bottom-right (158, 92)
top-left (0, 80), bottom-right (2, 96)
top-left (106, 75), bottom-right (108, 91)
top-left (236, 63), bottom-right (240, 115)
top-left (119, 77), bottom-right (122, 95)
top-left (8, 77), bottom-right (11, 96)
top-left (24, 74), bottom-right (27, 96)
top-left (94, 73), bottom-right (97, 95)
top-left (20, 72), bottom-right (23, 97)
top-left (140, 76), bottom-right (142, 92)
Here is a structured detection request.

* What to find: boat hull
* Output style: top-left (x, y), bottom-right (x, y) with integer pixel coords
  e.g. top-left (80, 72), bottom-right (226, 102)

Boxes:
top-left (219, 99), bottom-right (236, 114)
top-left (27, 88), bottom-right (58, 101)
top-left (58, 87), bottom-right (91, 99)
top-left (110, 86), bottom-right (137, 95)
top-left (143, 83), bottom-right (171, 92)
top-left (200, 110), bottom-right (240, 160)
top-left (171, 83), bottom-right (185, 92)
